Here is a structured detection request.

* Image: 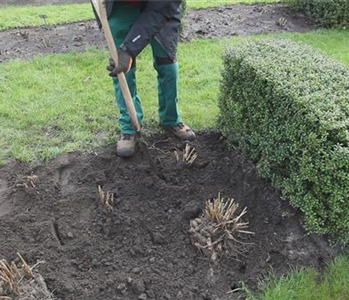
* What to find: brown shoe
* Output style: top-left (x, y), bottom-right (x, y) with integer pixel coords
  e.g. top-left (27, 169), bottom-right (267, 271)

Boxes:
top-left (116, 134), bottom-right (136, 157)
top-left (166, 122), bottom-right (196, 141)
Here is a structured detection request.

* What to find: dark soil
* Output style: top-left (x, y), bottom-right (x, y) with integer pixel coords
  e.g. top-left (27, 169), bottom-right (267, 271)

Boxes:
top-left (0, 133), bottom-right (337, 300)
top-left (0, 4), bottom-right (316, 64)
top-left (183, 4), bottom-right (315, 40)
top-left (0, 21), bottom-right (104, 64)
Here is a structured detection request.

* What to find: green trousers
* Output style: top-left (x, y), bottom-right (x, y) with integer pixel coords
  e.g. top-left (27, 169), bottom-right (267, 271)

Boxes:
top-left (108, 2), bottom-right (182, 134)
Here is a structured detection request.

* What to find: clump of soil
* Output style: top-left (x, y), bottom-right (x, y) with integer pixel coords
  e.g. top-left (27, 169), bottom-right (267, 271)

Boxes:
top-left (0, 4), bottom-right (316, 64)
top-left (0, 133), bottom-right (337, 300)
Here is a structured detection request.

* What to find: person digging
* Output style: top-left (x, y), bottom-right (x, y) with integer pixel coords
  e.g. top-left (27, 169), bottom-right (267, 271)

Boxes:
top-left (93, 0), bottom-right (196, 157)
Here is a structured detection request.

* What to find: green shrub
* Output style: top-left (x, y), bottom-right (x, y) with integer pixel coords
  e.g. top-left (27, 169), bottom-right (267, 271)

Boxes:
top-left (180, 0), bottom-right (188, 33)
top-left (219, 39), bottom-right (349, 243)
top-left (182, 0), bottom-right (188, 16)
top-left (285, 0), bottom-right (349, 28)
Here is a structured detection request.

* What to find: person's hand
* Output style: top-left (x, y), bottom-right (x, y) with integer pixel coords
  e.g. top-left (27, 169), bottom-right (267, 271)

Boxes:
top-left (107, 48), bottom-right (133, 76)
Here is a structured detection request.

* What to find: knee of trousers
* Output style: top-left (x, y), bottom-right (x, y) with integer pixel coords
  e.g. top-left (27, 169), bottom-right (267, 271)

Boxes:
top-left (154, 56), bottom-right (177, 67)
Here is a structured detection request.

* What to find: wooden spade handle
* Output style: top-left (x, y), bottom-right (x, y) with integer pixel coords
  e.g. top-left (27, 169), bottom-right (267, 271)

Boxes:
top-left (98, 0), bottom-right (141, 132)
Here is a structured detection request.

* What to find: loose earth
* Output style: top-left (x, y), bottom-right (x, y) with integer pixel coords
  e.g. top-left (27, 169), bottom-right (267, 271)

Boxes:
top-left (0, 133), bottom-right (337, 300)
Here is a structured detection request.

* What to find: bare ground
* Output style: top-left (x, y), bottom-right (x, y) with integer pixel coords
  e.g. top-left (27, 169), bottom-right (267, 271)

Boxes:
top-left (0, 133), bottom-right (337, 300)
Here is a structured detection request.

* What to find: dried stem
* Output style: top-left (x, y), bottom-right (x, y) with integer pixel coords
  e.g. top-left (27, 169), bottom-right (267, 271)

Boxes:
top-left (98, 185), bottom-right (114, 212)
top-left (0, 253), bottom-right (35, 297)
top-left (190, 193), bottom-right (254, 261)
top-left (174, 143), bottom-right (198, 166)
top-left (0, 254), bottom-right (51, 299)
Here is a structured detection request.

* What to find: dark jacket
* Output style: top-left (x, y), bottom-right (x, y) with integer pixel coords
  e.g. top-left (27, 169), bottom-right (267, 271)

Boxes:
top-left (93, 0), bottom-right (182, 60)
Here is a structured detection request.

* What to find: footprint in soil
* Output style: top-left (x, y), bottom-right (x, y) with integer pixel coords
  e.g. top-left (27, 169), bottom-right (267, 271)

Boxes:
top-left (54, 164), bottom-right (75, 197)
top-left (0, 179), bottom-right (13, 217)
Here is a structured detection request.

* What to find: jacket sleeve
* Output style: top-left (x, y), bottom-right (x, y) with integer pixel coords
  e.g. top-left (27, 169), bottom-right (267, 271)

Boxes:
top-left (122, 1), bottom-right (182, 58)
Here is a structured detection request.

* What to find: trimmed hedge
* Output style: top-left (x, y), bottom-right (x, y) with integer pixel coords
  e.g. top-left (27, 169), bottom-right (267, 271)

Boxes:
top-left (180, 0), bottom-right (188, 33)
top-left (219, 39), bottom-right (349, 243)
top-left (286, 0), bottom-right (349, 28)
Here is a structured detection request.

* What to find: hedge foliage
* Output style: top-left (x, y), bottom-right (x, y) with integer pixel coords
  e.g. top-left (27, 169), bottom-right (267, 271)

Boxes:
top-left (219, 39), bottom-right (349, 243)
top-left (286, 0), bottom-right (349, 28)
top-left (180, 0), bottom-right (188, 33)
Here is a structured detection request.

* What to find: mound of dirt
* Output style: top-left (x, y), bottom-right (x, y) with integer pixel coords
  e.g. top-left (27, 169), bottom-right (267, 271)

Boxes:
top-left (0, 133), bottom-right (337, 300)
top-left (0, 4), bottom-right (316, 64)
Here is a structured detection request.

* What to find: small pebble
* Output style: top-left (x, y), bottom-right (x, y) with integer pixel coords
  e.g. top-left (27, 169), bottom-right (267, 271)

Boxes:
top-left (194, 218), bottom-right (203, 224)
top-left (117, 283), bottom-right (126, 291)
top-left (134, 280), bottom-right (146, 293)
top-left (138, 293), bottom-right (147, 300)
top-left (188, 227), bottom-right (196, 234)
top-left (147, 290), bottom-right (155, 299)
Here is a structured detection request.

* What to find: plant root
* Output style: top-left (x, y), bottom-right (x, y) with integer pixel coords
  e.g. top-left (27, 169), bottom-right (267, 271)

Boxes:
top-left (174, 143), bottom-right (198, 167)
top-left (189, 193), bottom-right (254, 261)
top-left (98, 185), bottom-right (114, 212)
top-left (0, 253), bottom-right (53, 300)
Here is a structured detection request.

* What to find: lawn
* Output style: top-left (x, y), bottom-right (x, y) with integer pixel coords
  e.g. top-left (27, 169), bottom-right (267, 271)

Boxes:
top-left (247, 256), bottom-right (349, 300)
top-left (0, 3), bottom-right (93, 31)
top-left (0, 29), bottom-right (348, 164)
top-left (0, 0), bottom-right (279, 31)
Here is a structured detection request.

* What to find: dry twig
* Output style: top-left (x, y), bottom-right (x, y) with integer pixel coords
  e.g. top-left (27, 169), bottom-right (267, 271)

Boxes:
top-left (189, 193), bottom-right (254, 261)
top-left (277, 17), bottom-right (288, 27)
top-left (16, 174), bottom-right (43, 201)
top-left (18, 175), bottom-right (38, 190)
top-left (17, 254), bottom-right (33, 279)
top-left (0, 254), bottom-right (52, 300)
top-left (98, 185), bottom-right (114, 212)
top-left (0, 253), bottom-right (34, 298)
top-left (174, 143), bottom-right (198, 166)
top-left (0, 260), bottom-right (21, 296)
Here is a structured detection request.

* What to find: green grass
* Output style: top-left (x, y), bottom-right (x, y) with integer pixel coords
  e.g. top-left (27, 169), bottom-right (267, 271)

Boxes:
top-left (0, 3), bottom-right (94, 30)
top-left (0, 40), bottom-right (221, 162)
top-left (246, 256), bottom-right (349, 300)
top-left (0, 0), bottom-right (279, 31)
top-left (0, 29), bottom-right (348, 163)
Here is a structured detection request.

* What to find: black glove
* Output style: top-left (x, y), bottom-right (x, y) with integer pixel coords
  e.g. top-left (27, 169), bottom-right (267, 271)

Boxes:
top-left (107, 48), bottom-right (133, 76)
